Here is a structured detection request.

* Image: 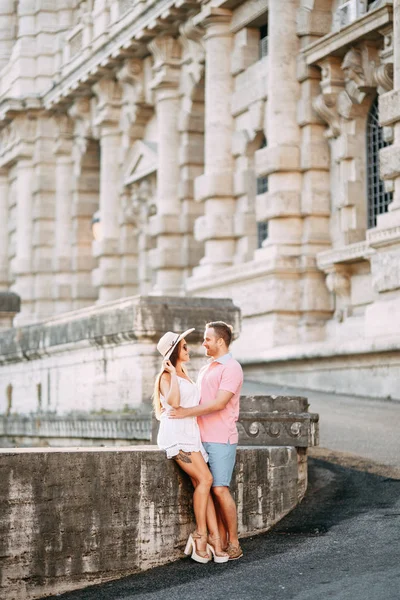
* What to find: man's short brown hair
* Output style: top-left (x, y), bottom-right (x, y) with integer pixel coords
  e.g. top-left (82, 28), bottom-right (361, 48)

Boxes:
top-left (206, 321), bottom-right (233, 347)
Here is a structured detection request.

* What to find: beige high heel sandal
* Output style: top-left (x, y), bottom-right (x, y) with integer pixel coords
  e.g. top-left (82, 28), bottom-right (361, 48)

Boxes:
top-left (184, 531), bottom-right (211, 564)
top-left (207, 534), bottom-right (229, 563)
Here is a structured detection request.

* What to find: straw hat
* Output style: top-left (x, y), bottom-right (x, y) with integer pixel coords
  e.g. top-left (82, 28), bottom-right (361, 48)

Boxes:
top-left (156, 328), bottom-right (195, 360)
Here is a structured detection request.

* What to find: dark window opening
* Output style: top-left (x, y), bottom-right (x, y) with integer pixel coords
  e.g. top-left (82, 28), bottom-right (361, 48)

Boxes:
top-left (257, 222), bottom-right (268, 248)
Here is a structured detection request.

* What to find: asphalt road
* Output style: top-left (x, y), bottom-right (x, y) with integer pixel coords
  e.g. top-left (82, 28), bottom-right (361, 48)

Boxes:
top-left (242, 381), bottom-right (400, 469)
top-left (45, 458), bottom-right (400, 600)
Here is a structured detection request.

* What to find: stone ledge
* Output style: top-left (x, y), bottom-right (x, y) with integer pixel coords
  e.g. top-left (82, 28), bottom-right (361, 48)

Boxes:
top-left (0, 295), bottom-right (240, 363)
top-left (303, 5), bottom-right (392, 66)
top-left (0, 445), bottom-right (308, 600)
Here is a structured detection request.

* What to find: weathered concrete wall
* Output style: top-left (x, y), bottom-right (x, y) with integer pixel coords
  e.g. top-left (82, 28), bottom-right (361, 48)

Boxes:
top-left (0, 296), bottom-right (240, 416)
top-left (0, 445), bottom-right (306, 600)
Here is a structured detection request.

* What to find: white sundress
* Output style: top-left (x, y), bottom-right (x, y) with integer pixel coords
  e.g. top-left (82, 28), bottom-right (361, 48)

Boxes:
top-left (157, 376), bottom-right (208, 462)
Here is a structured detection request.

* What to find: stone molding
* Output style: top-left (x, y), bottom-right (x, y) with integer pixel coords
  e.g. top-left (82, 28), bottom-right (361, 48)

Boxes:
top-left (43, 0), bottom-right (189, 111)
top-left (303, 4), bottom-right (393, 67)
top-left (317, 241), bottom-right (370, 270)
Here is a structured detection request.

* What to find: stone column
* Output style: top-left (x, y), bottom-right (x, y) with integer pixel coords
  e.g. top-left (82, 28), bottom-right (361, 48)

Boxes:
top-left (93, 77), bottom-right (123, 303)
top-left (0, 171), bottom-right (9, 290)
top-left (11, 159), bottom-right (34, 324)
top-left (68, 97), bottom-right (99, 310)
top-left (190, 8), bottom-right (236, 277)
top-left (255, 0), bottom-right (302, 260)
top-left (296, 2), bottom-right (333, 341)
top-left (31, 116), bottom-right (57, 321)
top-left (148, 35), bottom-right (185, 295)
top-left (53, 115), bottom-right (74, 314)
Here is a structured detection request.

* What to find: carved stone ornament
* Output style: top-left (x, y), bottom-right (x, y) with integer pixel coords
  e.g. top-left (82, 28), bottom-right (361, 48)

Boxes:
top-left (313, 94), bottom-right (341, 138)
top-left (117, 59), bottom-right (153, 136)
top-left (148, 35), bottom-right (181, 89)
top-left (179, 17), bottom-right (205, 87)
top-left (93, 78), bottom-right (122, 127)
top-left (325, 270), bottom-right (351, 297)
top-left (373, 62), bottom-right (394, 93)
top-left (341, 48), bottom-right (366, 104)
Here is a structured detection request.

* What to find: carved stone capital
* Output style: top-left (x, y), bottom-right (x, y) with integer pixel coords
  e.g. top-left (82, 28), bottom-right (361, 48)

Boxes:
top-left (116, 59), bottom-right (145, 101)
top-left (93, 77), bottom-right (122, 127)
top-left (179, 17), bottom-right (205, 87)
top-left (53, 114), bottom-right (74, 156)
top-left (148, 35), bottom-right (181, 90)
top-left (193, 7), bottom-right (232, 35)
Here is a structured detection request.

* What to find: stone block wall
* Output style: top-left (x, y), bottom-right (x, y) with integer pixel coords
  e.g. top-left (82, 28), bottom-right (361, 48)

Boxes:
top-left (0, 445), bottom-right (306, 600)
top-left (0, 295), bottom-right (240, 417)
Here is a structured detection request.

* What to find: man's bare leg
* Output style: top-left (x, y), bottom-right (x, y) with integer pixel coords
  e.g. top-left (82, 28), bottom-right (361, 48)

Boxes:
top-left (211, 486), bottom-right (239, 547)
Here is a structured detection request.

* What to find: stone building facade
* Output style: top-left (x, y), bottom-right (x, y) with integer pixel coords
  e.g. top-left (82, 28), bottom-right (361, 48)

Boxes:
top-left (0, 0), bottom-right (399, 398)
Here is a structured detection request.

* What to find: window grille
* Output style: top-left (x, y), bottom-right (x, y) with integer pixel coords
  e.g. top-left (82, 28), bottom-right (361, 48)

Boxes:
top-left (367, 97), bottom-right (392, 229)
top-left (259, 24), bottom-right (268, 59)
top-left (257, 222), bottom-right (268, 248)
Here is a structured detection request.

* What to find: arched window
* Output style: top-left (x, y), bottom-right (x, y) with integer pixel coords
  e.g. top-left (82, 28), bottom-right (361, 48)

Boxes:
top-left (367, 97), bottom-right (392, 228)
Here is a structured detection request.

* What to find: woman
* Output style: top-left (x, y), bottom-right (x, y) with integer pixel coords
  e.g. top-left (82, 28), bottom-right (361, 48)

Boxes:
top-left (153, 328), bottom-right (229, 564)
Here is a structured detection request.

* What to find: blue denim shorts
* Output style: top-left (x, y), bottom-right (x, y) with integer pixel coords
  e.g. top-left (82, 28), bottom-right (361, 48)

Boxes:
top-left (202, 441), bottom-right (237, 487)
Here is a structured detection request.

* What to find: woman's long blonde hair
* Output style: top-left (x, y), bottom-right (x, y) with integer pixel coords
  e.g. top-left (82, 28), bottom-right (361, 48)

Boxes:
top-left (152, 340), bottom-right (190, 420)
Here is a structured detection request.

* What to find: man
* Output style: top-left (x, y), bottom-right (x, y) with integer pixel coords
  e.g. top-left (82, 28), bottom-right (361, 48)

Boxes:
top-left (170, 321), bottom-right (244, 559)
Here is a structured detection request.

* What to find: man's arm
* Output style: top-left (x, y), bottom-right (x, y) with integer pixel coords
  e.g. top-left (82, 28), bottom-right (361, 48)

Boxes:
top-left (169, 389), bottom-right (234, 419)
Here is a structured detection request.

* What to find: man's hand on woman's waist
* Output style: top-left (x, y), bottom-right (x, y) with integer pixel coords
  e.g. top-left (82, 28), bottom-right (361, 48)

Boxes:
top-left (169, 390), bottom-right (234, 419)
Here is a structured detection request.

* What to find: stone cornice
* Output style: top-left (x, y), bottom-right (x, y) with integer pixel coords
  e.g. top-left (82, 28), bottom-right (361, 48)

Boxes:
top-left (303, 4), bottom-right (393, 66)
top-left (42, 0), bottom-right (199, 111)
top-left (317, 241), bottom-right (371, 271)
top-left (0, 295), bottom-right (240, 364)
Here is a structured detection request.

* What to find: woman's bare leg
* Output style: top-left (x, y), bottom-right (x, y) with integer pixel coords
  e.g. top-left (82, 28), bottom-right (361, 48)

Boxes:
top-left (174, 450), bottom-right (213, 554)
top-left (190, 476), bottom-right (227, 555)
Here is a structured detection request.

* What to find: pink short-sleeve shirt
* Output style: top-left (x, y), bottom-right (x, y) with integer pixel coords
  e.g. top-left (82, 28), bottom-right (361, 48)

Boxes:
top-left (197, 353), bottom-right (244, 444)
